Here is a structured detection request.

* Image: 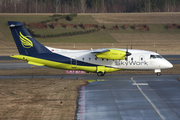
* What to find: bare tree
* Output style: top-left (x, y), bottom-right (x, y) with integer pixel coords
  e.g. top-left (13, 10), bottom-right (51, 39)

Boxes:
top-left (27, 0), bottom-right (32, 13)
top-left (94, 0), bottom-right (98, 13)
top-left (11, 0), bottom-right (21, 13)
top-left (36, 0), bottom-right (37, 13)
top-left (0, 0), bottom-right (5, 12)
top-left (52, 0), bottom-right (61, 13)
top-left (68, 0), bottom-right (77, 13)
top-left (148, 0), bottom-right (150, 12)
top-left (65, 1), bottom-right (68, 13)
top-left (165, 1), bottom-right (170, 12)
top-left (80, 0), bottom-right (86, 13)
top-left (101, 0), bottom-right (105, 13)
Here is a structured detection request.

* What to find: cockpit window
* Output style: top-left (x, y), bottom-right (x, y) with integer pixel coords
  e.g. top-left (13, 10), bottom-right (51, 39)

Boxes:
top-left (156, 55), bottom-right (163, 58)
top-left (150, 55), bottom-right (156, 59)
top-left (150, 55), bottom-right (163, 59)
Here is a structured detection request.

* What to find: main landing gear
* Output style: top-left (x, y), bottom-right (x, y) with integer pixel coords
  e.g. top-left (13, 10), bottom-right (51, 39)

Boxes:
top-left (97, 72), bottom-right (105, 76)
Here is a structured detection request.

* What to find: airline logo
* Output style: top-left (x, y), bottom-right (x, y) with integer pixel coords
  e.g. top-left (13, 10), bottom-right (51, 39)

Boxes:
top-left (19, 32), bottom-right (33, 48)
top-left (115, 60), bottom-right (148, 66)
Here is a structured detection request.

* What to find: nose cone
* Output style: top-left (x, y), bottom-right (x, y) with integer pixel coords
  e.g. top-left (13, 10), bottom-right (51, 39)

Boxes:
top-left (159, 59), bottom-right (173, 69)
top-left (165, 60), bottom-right (173, 69)
top-left (168, 62), bottom-right (173, 68)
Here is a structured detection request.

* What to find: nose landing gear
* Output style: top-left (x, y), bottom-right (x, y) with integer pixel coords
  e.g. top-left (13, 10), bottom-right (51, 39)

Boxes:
top-left (156, 72), bottom-right (161, 76)
top-left (155, 69), bottom-right (161, 76)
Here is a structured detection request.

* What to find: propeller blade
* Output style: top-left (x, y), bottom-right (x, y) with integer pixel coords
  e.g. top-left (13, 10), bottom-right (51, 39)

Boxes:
top-left (126, 44), bottom-right (131, 56)
top-left (125, 44), bottom-right (131, 66)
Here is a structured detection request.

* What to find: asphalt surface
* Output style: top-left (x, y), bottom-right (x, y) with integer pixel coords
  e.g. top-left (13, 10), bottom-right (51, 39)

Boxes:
top-left (76, 75), bottom-right (180, 120)
top-left (0, 62), bottom-right (44, 70)
top-left (162, 55), bottom-right (180, 58)
top-left (0, 56), bottom-right (16, 60)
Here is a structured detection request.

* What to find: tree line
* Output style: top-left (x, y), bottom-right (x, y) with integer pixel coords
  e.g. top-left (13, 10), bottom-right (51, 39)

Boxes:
top-left (1, 0), bottom-right (180, 13)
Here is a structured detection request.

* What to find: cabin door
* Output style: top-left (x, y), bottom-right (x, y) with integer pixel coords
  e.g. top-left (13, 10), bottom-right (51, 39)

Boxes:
top-left (71, 56), bottom-right (77, 68)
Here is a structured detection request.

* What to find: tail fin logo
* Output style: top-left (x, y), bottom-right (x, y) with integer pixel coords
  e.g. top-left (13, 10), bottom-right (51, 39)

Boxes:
top-left (19, 32), bottom-right (33, 48)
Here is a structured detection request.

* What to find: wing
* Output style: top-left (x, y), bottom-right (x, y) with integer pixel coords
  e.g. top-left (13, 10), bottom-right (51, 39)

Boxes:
top-left (91, 48), bottom-right (131, 60)
top-left (91, 48), bottom-right (110, 53)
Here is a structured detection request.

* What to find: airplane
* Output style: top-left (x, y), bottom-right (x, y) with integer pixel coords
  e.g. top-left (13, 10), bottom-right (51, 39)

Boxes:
top-left (8, 21), bottom-right (173, 76)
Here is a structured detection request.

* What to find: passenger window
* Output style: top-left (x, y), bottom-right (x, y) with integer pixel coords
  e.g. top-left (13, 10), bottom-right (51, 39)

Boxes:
top-left (82, 58), bottom-right (84, 61)
top-left (95, 58), bottom-right (97, 60)
top-left (89, 58), bottom-right (91, 61)
top-left (102, 59), bottom-right (104, 61)
top-left (125, 57), bottom-right (127, 61)
top-left (131, 58), bottom-right (133, 61)
top-left (141, 58), bottom-right (143, 61)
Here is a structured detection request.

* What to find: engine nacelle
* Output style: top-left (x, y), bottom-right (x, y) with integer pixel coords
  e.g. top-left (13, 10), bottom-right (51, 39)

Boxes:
top-left (96, 49), bottom-right (126, 60)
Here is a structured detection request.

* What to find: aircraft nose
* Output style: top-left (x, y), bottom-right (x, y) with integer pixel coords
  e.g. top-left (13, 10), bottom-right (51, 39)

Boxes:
top-left (160, 59), bottom-right (173, 69)
top-left (165, 60), bottom-right (173, 68)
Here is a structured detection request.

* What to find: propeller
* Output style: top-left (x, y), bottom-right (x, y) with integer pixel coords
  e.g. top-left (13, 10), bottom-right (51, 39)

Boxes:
top-left (125, 45), bottom-right (132, 66)
top-left (126, 46), bottom-right (131, 57)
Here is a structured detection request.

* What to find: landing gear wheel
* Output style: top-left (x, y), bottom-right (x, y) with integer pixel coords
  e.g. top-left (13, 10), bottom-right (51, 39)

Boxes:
top-left (97, 72), bottom-right (104, 76)
top-left (97, 72), bottom-right (102, 76)
top-left (156, 72), bottom-right (161, 76)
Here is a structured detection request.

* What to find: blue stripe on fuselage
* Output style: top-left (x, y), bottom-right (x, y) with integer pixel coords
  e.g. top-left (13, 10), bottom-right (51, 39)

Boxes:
top-left (29, 53), bottom-right (98, 67)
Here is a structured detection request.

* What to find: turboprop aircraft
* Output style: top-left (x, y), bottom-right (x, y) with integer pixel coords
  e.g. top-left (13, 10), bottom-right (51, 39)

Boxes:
top-left (8, 21), bottom-right (173, 76)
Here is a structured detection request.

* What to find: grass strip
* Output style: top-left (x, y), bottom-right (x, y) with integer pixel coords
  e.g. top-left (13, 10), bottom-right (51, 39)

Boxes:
top-left (0, 78), bottom-right (88, 120)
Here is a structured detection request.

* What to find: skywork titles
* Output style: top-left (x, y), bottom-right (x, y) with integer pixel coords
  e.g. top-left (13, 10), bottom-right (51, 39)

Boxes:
top-left (115, 61), bottom-right (148, 66)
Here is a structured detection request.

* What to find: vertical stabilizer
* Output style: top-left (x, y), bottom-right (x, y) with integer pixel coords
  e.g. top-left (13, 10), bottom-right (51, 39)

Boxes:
top-left (8, 21), bottom-right (51, 55)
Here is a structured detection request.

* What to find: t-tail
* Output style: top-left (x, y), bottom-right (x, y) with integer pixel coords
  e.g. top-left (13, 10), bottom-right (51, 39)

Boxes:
top-left (8, 21), bottom-right (51, 55)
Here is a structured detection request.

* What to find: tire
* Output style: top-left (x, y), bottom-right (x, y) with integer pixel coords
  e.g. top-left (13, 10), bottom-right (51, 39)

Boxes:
top-left (97, 72), bottom-right (104, 76)
top-left (156, 72), bottom-right (161, 76)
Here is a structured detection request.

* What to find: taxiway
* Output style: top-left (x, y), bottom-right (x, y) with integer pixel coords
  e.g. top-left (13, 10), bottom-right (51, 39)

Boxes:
top-left (77, 75), bottom-right (180, 120)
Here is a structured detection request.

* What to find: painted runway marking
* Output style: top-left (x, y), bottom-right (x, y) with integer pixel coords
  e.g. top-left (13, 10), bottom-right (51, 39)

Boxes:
top-left (132, 83), bottom-right (148, 85)
top-left (87, 79), bottom-right (105, 83)
top-left (80, 86), bottom-right (85, 120)
top-left (131, 77), bottom-right (165, 120)
top-left (125, 89), bottom-right (154, 91)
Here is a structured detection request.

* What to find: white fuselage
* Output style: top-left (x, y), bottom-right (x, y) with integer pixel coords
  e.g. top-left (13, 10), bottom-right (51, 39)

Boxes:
top-left (46, 47), bottom-right (173, 71)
